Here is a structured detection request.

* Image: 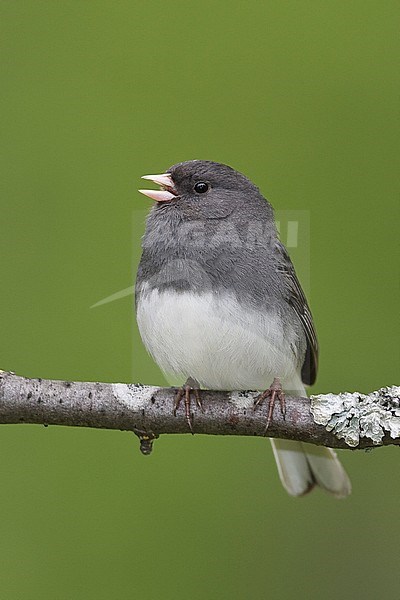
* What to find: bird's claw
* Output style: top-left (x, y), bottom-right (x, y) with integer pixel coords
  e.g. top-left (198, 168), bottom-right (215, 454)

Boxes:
top-left (254, 377), bottom-right (286, 434)
top-left (174, 379), bottom-right (203, 434)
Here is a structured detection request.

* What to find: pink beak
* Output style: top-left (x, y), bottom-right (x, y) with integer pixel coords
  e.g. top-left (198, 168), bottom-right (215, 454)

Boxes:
top-left (139, 173), bottom-right (177, 202)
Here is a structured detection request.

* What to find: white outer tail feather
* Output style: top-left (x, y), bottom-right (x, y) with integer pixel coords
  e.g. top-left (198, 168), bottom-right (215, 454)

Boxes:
top-left (270, 439), bottom-right (351, 497)
top-left (270, 384), bottom-right (351, 498)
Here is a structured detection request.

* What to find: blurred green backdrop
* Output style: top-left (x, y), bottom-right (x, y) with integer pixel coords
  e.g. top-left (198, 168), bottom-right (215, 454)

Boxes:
top-left (1, 2), bottom-right (399, 599)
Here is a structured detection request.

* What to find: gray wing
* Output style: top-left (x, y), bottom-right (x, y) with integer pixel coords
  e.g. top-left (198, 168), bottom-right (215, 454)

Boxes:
top-left (274, 240), bottom-right (319, 385)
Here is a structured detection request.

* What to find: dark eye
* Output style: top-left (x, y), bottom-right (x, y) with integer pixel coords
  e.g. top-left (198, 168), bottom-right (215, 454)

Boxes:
top-left (194, 181), bottom-right (209, 194)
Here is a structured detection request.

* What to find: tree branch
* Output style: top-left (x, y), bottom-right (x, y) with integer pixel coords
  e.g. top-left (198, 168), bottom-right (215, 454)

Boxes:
top-left (0, 371), bottom-right (398, 453)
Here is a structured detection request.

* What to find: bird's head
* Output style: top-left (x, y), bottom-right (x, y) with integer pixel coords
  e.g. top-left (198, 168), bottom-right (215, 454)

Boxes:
top-left (139, 160), bottom-right (271, 221)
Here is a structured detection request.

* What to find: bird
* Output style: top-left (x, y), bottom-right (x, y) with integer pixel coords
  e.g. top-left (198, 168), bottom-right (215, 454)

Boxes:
top-left (135, 160), bottom-right (351, 498)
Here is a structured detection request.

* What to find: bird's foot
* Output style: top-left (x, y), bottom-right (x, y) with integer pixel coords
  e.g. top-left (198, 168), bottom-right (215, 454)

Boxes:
top-left (254, 377), bottom-right (286, 434)
top-left (174, 377), bottom-right (203, 434)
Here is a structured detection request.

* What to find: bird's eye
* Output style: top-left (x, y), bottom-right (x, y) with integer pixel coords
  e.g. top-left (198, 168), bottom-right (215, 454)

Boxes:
top-left (194, 181), bottom-right (209, 194)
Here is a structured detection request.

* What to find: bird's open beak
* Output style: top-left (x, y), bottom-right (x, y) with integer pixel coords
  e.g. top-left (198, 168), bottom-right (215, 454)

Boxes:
top-left (139, 173), bottom-right (177, 202)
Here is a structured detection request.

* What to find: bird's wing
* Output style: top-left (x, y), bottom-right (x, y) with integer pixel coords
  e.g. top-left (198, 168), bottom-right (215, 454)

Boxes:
top-left (274, 240), bottom-right (319, 385)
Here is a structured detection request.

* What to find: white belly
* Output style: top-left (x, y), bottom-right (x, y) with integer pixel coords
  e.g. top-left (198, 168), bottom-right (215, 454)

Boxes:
top-left (136, 287), bottom-right (302, 391)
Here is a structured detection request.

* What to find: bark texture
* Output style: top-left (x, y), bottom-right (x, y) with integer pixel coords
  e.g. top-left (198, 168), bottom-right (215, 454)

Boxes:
top-left (1, 371), bottom-right (398, 451)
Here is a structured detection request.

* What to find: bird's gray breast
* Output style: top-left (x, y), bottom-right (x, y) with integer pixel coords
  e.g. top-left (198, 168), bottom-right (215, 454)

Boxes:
top-left (136, 207), bottom-right (283, 305)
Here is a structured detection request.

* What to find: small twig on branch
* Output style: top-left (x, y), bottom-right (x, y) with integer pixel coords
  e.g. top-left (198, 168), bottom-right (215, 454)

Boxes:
top-left (0, 371), bottom-right (398, 453)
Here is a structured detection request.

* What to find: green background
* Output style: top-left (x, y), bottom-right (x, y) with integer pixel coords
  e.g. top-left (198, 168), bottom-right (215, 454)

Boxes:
top-left (1, 2), bottom-right (399, 599)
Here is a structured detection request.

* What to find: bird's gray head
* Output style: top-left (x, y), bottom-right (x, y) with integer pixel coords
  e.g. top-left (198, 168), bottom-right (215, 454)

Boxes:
top-left (139, 160), bottom-right (273, 222)
top-left (137, 160), bottom-right (279, 301)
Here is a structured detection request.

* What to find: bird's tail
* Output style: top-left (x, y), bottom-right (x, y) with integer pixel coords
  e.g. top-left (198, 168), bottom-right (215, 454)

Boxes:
top-left (270, 385), bottom-right (351, 498)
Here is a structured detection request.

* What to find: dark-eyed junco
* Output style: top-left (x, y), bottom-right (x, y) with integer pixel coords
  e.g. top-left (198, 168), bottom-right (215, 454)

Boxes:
top-left (136, 160), bottom-right (351, 498)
